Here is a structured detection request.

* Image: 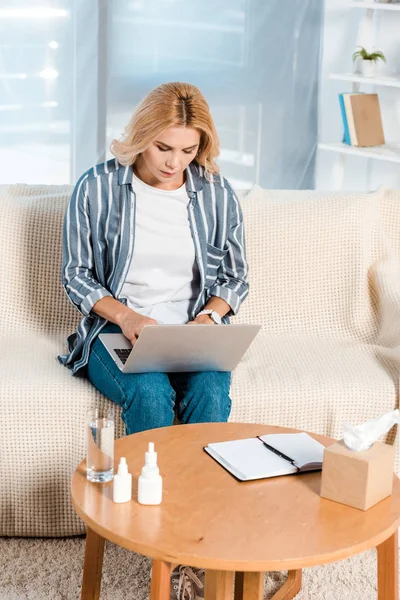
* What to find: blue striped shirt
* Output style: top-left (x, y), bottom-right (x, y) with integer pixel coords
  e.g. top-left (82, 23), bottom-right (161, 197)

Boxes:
top-left (58, 159), bottom-right (249, 376)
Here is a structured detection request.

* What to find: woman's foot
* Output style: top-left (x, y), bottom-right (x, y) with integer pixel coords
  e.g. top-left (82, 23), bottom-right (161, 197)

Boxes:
top-left (170, 565), bottom-right (205, 600)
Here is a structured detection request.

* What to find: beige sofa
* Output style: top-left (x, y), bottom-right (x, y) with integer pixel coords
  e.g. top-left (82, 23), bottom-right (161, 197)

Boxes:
top-left (1, 183), bottom-right (399, 537)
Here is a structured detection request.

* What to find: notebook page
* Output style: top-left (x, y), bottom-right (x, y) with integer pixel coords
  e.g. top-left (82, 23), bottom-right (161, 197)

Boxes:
top-left (206, 437), bottom-right (298, 480)
top-left (259, 432), bottom-right (325, 470)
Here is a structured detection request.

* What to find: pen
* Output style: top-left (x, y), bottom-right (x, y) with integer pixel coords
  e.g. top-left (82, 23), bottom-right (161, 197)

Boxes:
top-left (256, 436), bottom-right (298, 468)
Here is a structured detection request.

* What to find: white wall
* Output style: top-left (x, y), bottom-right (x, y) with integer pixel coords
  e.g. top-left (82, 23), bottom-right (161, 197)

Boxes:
top-left (316, 0), bottom-right (400, 191)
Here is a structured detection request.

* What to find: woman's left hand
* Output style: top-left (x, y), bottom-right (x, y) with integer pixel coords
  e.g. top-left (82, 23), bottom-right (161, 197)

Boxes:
top-left (187, 314), bottom-right (215, 325)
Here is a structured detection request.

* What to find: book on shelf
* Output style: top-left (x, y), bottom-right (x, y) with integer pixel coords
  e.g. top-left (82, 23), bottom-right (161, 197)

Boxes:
top-left (338, 92), bottom-right (353, 145)
top-left (338, 92), bottom-right (385, 147)
top-left (204, 432), bottom-right (325, 482)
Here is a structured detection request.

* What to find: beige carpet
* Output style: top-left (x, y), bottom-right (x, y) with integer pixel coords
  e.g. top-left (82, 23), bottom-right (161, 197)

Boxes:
top-left (0, 536), bottom-right (388, 599)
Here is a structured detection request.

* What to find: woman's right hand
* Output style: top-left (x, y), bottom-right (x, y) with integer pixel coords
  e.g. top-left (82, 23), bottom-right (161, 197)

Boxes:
top-left (118, 310), bottom-right (158, 346)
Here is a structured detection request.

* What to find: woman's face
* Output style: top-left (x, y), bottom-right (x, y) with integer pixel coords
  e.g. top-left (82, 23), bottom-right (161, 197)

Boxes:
top-left (136, 126), bottom-right (201, 189)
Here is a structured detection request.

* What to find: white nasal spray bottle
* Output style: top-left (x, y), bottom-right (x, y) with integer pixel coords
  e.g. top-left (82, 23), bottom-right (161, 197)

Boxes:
top-left (113, 457), bottom-right (132, 503)
top-left (138, 442), bottom-right (162, 505)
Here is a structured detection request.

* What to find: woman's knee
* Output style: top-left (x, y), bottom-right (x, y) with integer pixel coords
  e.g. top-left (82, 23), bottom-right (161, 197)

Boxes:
top-left (191, 371), bottom-right (232, 397)
top-left (178, 371), bottom-right (232, 422)
top-left (201, 372), bottom-right (232, 417)
top-left (123, 372), bottom-right (176, 434)
top-left (124, 372), bottom-right (175, 412)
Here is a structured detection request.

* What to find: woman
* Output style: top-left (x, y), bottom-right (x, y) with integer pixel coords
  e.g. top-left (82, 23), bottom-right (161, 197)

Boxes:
top-left (58, 81), bottom-right (248, 598)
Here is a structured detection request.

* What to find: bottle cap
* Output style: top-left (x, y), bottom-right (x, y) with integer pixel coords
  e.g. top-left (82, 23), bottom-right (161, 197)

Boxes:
top-left (145, 442), bottom-right (157, 465)
top-left (117, 457), bottom-right (128, 475)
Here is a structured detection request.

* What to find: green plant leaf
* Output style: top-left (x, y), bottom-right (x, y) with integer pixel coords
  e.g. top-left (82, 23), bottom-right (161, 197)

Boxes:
top-left (352, 45), bottom-right (386, 63)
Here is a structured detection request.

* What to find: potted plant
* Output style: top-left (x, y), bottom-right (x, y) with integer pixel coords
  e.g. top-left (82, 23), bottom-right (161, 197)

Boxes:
top-left (352, 46), bottom-right (386, 78)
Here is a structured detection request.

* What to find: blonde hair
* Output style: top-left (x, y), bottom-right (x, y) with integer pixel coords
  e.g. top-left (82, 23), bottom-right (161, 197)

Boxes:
top-left (110, 82), bottom-right (220, 175)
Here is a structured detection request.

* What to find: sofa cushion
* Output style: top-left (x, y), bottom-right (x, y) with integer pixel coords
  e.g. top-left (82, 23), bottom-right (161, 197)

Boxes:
top-left (230, 331), bottom-right (398, 447)
top-left (0, 184), bottom-right (77, 336)
top-left (234, 186), bottom-right (384, 345)
top-left (0, 327), bottom-right (124, 536)
top-left (379, 187), bottom-right (400, 258)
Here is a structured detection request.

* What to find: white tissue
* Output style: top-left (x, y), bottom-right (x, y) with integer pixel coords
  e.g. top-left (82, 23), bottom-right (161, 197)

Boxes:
top-left (342, 409), bottom-right (399, 452)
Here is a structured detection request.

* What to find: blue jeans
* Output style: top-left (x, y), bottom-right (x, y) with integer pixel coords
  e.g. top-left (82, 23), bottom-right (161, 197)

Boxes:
top-left (87, 323), bottom-right (232, 434)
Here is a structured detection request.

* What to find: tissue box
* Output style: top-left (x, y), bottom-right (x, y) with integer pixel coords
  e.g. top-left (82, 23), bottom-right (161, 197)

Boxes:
top-left (320, 440), bottom-right (395, 510)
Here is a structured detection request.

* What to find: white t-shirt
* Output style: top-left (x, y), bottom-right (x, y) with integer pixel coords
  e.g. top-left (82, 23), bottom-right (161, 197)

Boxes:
top-left (119, 172), bottom-right (200, 324)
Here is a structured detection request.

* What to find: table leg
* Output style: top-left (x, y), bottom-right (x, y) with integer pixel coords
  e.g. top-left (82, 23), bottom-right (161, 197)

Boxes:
top-left (377, 530), bottom-right (398, 600)
top-left (234, 572), bottom-right (244, 600)
top-left (205, 570), bottom-right (234, 600)
top-left (270, 570), bottom-right (302, 600)
top-left (243, 572), bottom-right (264, 600)
top-left (150, 560), bottom-right (172, 600)
top-left (81, 527), bottom-right (105, 600)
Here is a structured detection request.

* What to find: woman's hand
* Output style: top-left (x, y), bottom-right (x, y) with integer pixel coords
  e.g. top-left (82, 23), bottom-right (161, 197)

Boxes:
top-left (118, 310), bottom-right (158, 345)
top-left (187, 314), bottom-right (214, 325)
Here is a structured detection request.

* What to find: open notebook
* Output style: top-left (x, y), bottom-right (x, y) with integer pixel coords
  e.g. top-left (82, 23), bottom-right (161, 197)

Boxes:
top-left (204, 432), bottom-right (326, 481)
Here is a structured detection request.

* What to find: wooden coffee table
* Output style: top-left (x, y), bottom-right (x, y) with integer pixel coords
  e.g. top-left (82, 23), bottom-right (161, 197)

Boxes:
top-left (71, 423), bottom-right (400, 600)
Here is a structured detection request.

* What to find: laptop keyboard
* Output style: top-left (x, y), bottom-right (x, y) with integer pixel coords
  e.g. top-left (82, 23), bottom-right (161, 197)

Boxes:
top-left (114, 348), bottom-right (131, 365)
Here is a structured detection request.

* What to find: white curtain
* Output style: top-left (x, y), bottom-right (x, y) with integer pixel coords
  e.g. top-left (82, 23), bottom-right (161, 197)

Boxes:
top-left (0, 0), bottom-right (323, 189)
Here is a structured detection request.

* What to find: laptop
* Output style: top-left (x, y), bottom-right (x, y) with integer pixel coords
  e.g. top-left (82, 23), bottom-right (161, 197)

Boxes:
top-left (98, 324), bottom-right (261, 373)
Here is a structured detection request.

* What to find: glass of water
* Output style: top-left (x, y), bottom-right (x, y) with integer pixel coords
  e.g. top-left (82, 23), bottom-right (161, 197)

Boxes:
top-left (86, 408), bottom-right (114, 483)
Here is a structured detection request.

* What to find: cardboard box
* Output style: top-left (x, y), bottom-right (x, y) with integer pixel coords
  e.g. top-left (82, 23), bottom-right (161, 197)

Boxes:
top-left (320, 440), bottom-right (395, 510)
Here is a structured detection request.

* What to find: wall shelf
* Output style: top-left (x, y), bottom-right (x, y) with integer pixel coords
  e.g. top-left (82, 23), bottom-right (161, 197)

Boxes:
top-left (330, 72), bottom-right (400, 87)
top-left (349, 2), bottom-right (400, 11)
top-left (318, 142), bottom-right (400, 164)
